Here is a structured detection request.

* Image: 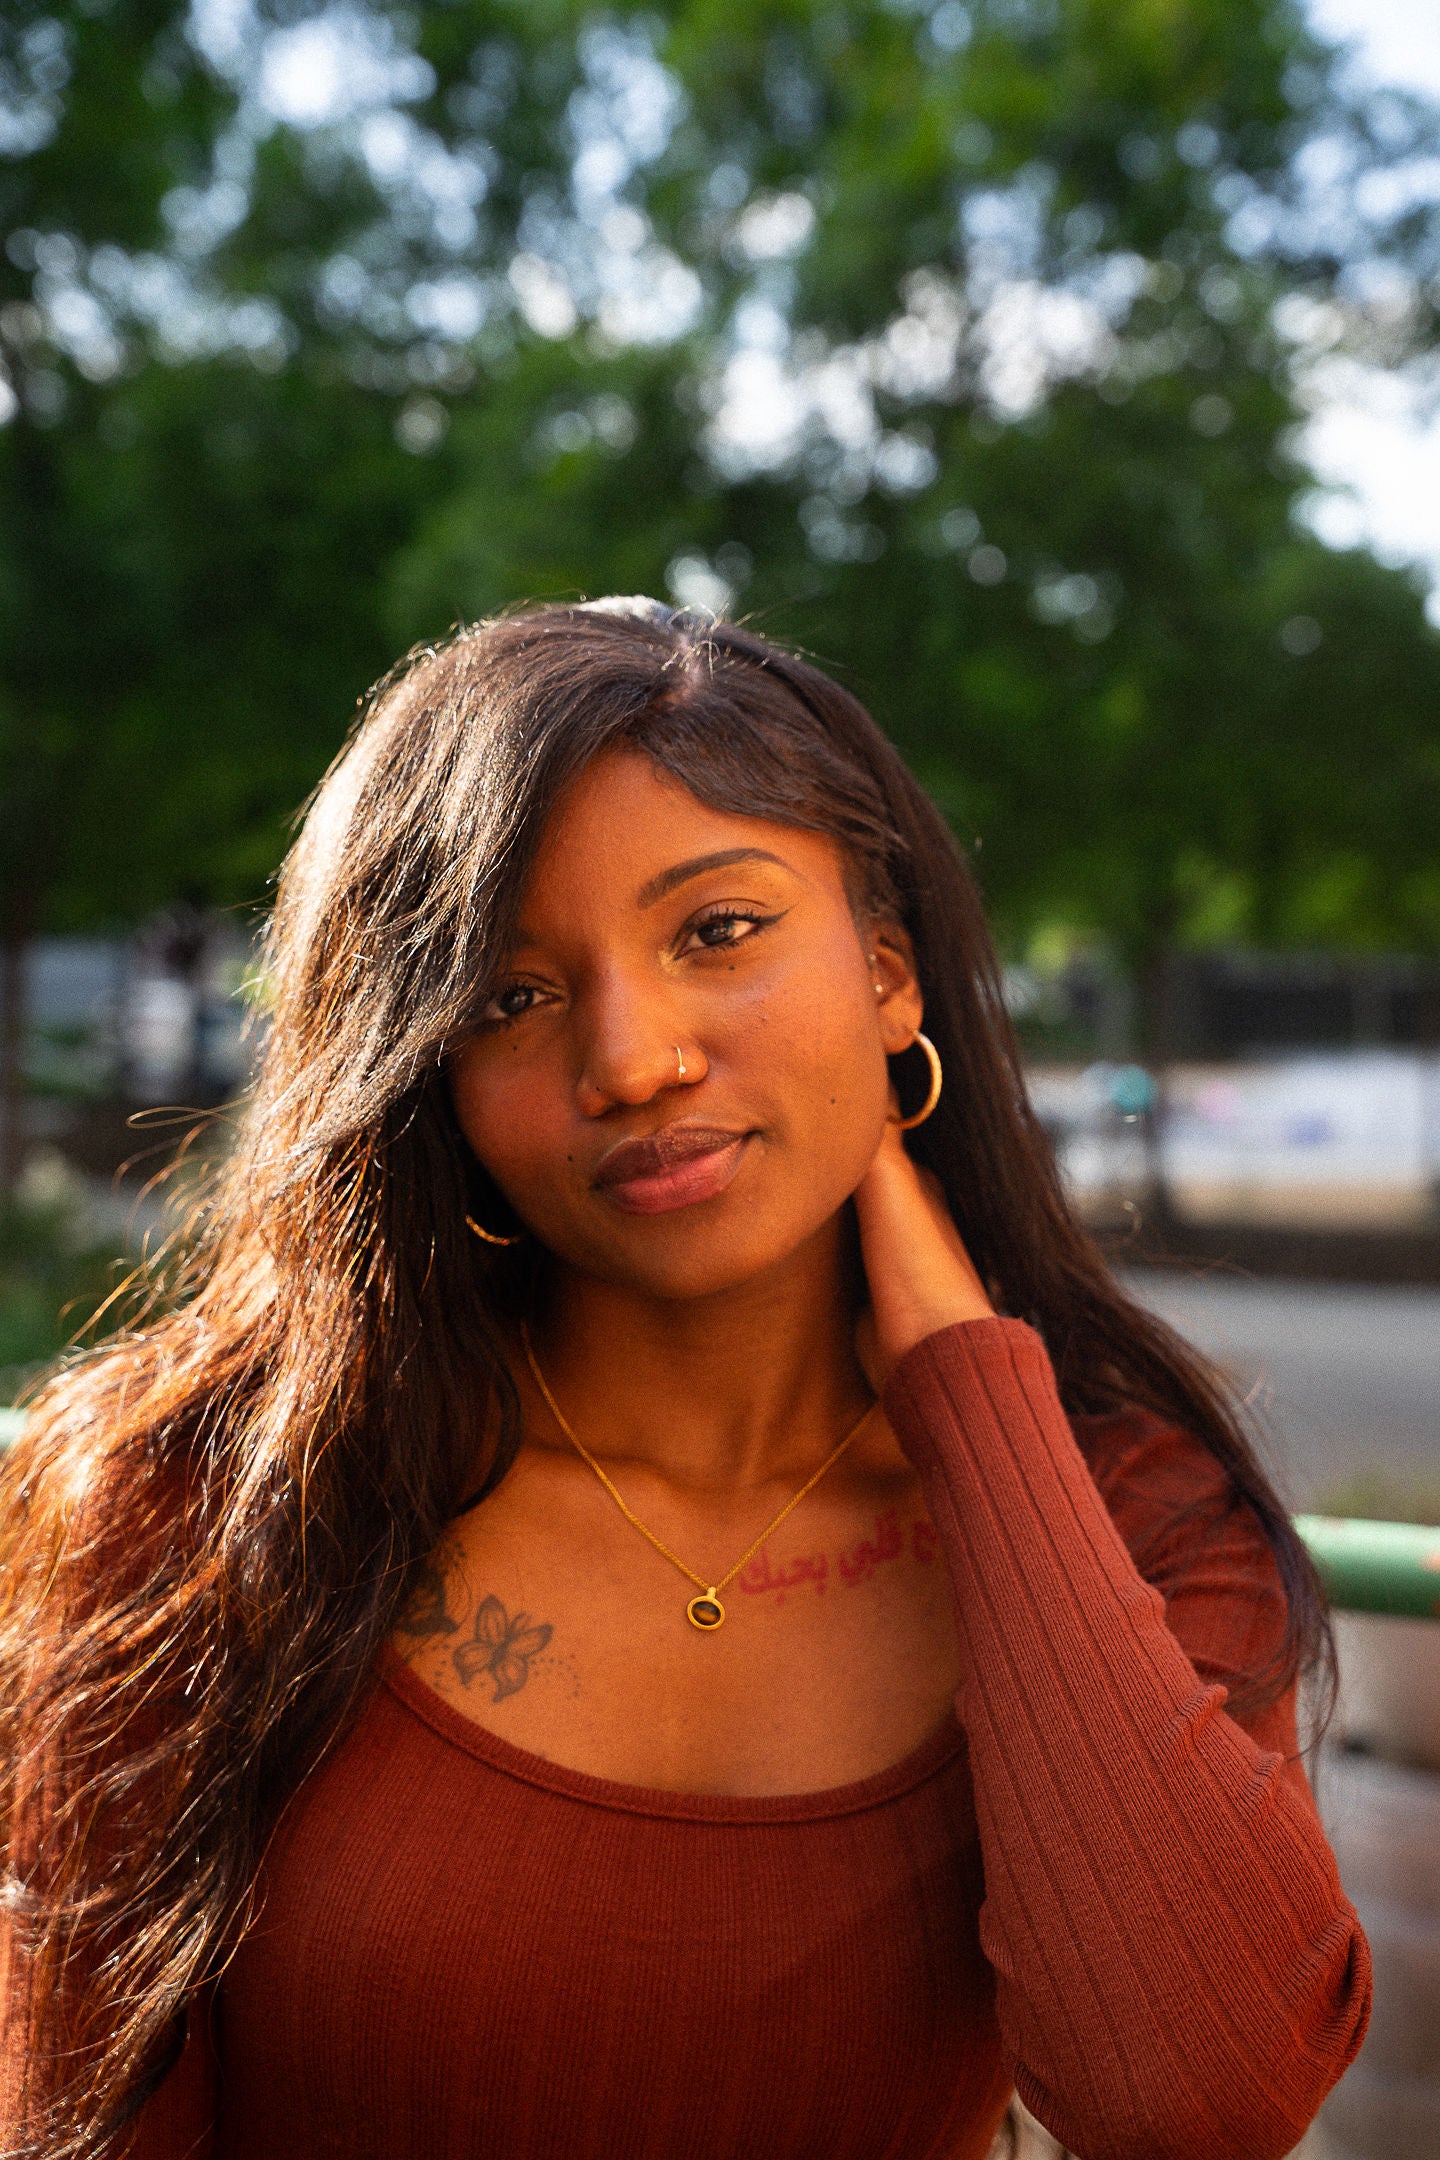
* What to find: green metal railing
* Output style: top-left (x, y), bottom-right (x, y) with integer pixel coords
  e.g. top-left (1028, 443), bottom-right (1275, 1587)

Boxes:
top-left (0, 1408), bottom-right (1434, 1618)
top-left (1293, 1514), bottom-right (1440, 1621)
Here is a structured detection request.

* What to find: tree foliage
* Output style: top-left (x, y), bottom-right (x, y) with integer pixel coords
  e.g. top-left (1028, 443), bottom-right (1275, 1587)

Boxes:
top-left (385, 0), bottom-right (1440, 998)
top-left (1, 0), bottom-right (1438, 1033)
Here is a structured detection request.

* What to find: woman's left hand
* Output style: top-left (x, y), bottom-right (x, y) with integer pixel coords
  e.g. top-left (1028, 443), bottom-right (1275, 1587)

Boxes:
top-left (852, 1112), bottom-right (995, 1391)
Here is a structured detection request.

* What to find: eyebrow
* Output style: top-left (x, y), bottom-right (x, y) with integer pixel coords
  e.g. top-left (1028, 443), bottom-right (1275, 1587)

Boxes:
top-left (636, 847), bottom-right (794, 909)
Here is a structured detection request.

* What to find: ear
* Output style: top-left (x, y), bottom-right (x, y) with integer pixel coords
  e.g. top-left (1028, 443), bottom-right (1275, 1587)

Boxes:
top-left (867, 919), bottom-right (925, 1055)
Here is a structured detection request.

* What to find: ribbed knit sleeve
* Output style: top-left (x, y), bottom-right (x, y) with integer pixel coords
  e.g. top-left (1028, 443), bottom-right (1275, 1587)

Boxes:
top-left (882, 1317), bottom-right (1371, 2160)
top-left (0, 1953), bottom-right (216, 2159)
top-left (119, 1999), bottom-right (217, 2159)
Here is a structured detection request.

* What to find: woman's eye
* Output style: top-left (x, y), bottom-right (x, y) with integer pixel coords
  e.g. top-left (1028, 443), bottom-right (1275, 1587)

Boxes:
top-left (684, 908), bottom-right (776, 953)
top-left (484, 982), bottom-right (542, 1023)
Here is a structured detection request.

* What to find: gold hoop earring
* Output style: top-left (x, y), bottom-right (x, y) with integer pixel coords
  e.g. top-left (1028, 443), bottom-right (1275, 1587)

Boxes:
top-left (465, 1213), bottom-right (524, 1248)
top-left (889, 1032), bottom-right (943, 1130)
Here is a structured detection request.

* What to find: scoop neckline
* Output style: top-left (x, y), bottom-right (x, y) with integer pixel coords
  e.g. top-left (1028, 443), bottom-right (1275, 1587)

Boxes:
top-left (380, 1646), bottom-right (965, 1824)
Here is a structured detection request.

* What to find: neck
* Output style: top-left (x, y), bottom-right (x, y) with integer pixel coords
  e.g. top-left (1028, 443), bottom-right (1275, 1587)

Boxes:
top-left (527, 1216), bottom-right (872, 1491)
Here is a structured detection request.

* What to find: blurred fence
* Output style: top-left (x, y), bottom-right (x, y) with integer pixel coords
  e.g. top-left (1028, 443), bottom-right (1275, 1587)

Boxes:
top-left (1029, 1055), bottom-right (1440, 1234)
top-left (13, 931), bottom-right (257, 1115)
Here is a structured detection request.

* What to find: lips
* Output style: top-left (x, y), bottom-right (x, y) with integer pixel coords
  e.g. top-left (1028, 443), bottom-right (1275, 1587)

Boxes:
top-left (593, 1123), bottom-right (753, 1215)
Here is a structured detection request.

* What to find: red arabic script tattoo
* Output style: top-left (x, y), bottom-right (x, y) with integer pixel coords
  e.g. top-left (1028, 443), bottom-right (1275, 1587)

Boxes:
top-left (736, 1511), bottom-right (940, 1603)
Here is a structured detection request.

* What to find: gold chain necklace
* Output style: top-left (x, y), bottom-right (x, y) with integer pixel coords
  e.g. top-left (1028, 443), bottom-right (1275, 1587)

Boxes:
top-left (520, 1323), bottom-right (875, 1631)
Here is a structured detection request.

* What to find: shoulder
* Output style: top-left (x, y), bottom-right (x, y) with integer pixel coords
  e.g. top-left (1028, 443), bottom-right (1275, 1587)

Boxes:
top-left (1072, 1400), bottom-right (1292, 1705)
top-left (1072, 1400), bottom-right (1241, 1563)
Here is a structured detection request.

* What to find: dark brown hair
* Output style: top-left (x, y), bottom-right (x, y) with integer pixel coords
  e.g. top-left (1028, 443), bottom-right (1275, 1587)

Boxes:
top-left (0, 601), bottom-right (1333, 2156)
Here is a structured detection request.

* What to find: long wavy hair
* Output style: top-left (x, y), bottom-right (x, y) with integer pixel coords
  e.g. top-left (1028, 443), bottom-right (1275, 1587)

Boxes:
top-left (0, 601), bottom-right (1334, 2157)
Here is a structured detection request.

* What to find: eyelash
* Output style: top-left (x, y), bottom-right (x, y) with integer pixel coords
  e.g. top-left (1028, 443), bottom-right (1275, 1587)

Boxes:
top-left (482, 906), bottom-right (780, 1025)
top-left (484, 982), bottom-right (545, 1024)
top-left (682, 904), bottom-right (778, 953)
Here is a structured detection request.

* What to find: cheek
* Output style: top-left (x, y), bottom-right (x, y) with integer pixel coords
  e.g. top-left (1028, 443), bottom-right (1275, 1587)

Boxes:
top-left (743, 956), bottom-right (891, 1178)
top-left (448, 1041), bottom-right (561, 1188)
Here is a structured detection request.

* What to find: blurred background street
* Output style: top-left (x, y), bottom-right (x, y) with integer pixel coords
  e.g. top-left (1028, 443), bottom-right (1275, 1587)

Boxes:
top-left (1124, 1270), bottom-right (1440, 1517)
top-left (3, 0), bottom-right (1439, 2150)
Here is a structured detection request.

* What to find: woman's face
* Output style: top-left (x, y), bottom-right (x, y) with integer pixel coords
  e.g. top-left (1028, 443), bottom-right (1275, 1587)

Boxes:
top-left (448, 747), bottom-right (923, 1302)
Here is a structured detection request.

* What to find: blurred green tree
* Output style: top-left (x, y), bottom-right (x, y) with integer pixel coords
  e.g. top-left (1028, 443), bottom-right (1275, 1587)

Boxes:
top-left (3, 0), bottom-right (1440, 1210)
top-left (0, 2), bottom-right (434, 1184)
top-left (387, 0), bottom-right (1440, 1040)
top-left (0, 0), bottom-right (228, 1182)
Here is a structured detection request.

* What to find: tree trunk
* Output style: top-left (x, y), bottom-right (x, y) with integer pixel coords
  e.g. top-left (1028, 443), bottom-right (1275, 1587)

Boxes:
top-left (0, 910), bottom-right (30, 1204)
top-left (1132, 942), bottom-right (1180, 1237)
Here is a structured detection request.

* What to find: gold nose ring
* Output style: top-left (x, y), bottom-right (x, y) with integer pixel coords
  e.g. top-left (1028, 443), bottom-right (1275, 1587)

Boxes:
top-left (675, 1046), bottom-right (687, 1083)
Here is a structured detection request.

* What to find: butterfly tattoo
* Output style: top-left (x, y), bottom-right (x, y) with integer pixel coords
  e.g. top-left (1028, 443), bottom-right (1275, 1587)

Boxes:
top-left (453, 1595), bottom-right (553, 1703)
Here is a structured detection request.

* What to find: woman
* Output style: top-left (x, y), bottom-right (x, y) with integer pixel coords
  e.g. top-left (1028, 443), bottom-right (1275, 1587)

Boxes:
top-left (0, 600), bottom-right (1369, 2160)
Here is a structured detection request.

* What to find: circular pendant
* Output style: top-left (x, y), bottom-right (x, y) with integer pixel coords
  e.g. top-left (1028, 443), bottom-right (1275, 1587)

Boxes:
top-left (686, 1591), bottom-right (725, 1631)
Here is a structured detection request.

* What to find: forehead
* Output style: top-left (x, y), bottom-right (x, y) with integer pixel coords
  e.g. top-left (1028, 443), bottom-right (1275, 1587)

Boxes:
top-left (518, 747), bottom-right (851, 918)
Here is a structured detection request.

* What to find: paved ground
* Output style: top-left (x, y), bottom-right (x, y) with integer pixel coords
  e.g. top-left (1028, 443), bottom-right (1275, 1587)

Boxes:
top-left (1311, 1743), bottom-right (1440, 2159)
top-left (1118, 1270), bottom-right (1440, 1516)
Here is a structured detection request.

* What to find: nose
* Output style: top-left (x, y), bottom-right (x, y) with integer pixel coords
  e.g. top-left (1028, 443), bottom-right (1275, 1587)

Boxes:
top-left (573, 970), bottom-right (700, 1116)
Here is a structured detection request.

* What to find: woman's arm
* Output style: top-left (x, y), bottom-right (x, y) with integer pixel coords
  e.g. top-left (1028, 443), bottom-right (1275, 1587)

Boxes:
top-left (883, 1317), bottom-right (1370, 2160)
top-left (118, 2004), bottom-right (218, 2160)
top-left (0, 1914), bottom-right (217, 2160)
top-left (0, 1543), bottom-right (218, 2160)
top-left (852, 1119), bottom-right (1369, 2160)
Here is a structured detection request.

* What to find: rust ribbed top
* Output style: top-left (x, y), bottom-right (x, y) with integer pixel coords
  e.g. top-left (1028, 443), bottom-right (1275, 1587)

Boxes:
top-left (116, 1321), bottom-right (1372, 2157)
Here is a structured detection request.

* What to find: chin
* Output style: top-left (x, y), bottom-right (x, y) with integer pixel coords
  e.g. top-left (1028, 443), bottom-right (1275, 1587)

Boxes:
top-left (582, 1238), bottom-right (786, 1304)
top-left (563, 1197), bottom-right (843, 1304)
